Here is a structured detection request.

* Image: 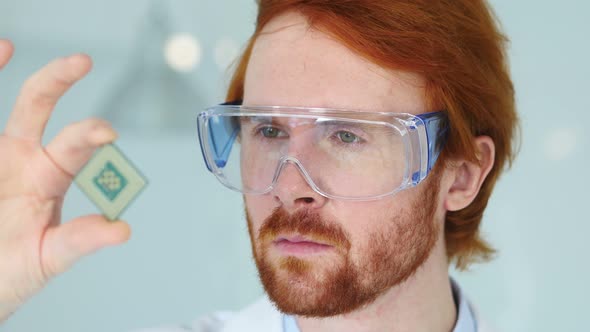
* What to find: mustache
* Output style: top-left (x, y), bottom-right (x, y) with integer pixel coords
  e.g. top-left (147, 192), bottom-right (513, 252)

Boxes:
top-left (258, 207), bottom-right (351, 250)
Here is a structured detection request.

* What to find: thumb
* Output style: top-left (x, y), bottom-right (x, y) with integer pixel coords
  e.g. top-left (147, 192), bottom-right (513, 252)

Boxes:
top-left (42, 215), bottom-right (131, 278)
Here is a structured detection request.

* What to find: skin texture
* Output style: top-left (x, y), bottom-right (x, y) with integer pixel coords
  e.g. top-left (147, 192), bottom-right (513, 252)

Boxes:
top-left (242, 12), bottom-right (495, 332)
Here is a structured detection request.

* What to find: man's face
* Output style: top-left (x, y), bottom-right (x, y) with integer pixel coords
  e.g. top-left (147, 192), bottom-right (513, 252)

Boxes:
top-left (242, 12), bottom-right (445, 317)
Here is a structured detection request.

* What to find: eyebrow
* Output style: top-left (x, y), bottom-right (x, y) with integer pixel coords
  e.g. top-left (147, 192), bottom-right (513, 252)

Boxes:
top-left (241, 116), bottom-right (317, 128)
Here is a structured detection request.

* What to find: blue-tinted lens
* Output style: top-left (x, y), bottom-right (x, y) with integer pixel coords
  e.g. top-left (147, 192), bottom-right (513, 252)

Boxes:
top-left (208, 116), bottom-right (239, 168)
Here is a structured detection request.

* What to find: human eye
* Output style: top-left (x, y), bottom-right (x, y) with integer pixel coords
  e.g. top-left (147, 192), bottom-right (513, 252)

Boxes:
top-left (335, 130), bottom-right (362, 144)
top-left (257, 126), bottom-right (287, 139)
top-left (325, 123), bottom-right (367, 146)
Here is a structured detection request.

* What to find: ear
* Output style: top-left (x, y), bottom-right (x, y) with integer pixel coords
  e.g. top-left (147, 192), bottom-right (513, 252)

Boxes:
top-left (444, 136), bottom-right (495, 211)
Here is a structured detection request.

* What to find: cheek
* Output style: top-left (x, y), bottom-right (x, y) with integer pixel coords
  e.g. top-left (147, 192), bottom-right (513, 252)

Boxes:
top-left (244, 194), bottom-right (277, 236)
top-left (330, 192), bottom-right (412, 226)
top-left (329, 199), bottom-right (401, 241)
top-left (327, 196), bottom-right (410, 251)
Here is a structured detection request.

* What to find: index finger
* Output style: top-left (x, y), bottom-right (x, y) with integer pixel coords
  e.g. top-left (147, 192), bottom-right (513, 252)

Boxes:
top-left (3, 54), bottom-right (92, 142)
top-left (0, 39), bottom-right (15, 70)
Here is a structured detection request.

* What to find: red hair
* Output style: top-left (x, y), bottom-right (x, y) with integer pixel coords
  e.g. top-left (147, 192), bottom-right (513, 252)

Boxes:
top-left (227, 0), bottom-right (518, 270)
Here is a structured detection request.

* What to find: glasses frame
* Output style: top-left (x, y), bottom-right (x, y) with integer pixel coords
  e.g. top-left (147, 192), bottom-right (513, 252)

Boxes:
top-left (197, 101), bottom-right (448, 201)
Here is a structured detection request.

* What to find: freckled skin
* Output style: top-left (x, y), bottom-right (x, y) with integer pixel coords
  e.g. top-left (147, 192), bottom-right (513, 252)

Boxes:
top-left (241, 12), bottom-right (444, 317)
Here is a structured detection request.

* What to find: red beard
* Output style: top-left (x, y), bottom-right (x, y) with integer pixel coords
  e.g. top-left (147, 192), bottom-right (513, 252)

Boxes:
top-left (246, 171), bottom-right (441, 317)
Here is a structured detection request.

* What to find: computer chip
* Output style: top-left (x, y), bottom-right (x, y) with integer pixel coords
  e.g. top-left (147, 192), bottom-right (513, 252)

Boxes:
top-left (75, 144), bottom-right (148, 221)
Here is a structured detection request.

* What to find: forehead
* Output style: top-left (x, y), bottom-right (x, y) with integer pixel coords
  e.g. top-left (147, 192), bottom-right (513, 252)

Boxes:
top-left (243, 11), bottom-right (427, 114)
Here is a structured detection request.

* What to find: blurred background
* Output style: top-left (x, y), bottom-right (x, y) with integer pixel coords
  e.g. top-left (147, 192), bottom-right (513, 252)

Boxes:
top-left (0, 0), bottom-right (587, 331)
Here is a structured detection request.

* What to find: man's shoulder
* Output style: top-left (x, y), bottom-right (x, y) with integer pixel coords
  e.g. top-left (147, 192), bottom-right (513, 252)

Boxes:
top-left (131, 296), bottom-right (282, 332)
top-left (472, 306), bottom-right (498, 332)
top-left (452, 278), bottom-right (499, 332)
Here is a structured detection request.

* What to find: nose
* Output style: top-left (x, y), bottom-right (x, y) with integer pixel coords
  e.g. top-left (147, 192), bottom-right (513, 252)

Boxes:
top-left (271, 158), bottom-right (328, 211)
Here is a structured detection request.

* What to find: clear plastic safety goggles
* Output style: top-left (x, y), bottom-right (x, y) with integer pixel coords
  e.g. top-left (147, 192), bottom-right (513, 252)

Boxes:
top-left (197, 102), bottom-right (448, 201)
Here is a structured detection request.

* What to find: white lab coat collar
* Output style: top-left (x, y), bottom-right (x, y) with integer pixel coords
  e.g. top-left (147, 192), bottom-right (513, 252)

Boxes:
top-left (218, 284), bottom-right (496, 332)
top-left (220, 296), bottom-right (283, 332)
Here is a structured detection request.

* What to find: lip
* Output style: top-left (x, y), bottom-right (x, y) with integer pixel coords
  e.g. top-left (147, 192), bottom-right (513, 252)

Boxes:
top-left (272, 234), bottom-right (333, 255)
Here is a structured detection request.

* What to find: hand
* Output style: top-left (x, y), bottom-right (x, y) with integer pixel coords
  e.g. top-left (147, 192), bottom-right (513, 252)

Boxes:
top-left (0, 40), bottom-right (131, 321)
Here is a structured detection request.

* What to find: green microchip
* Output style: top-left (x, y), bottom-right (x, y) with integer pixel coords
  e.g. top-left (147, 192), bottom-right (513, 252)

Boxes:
top-left (75, 144), bottom-right (148, 221)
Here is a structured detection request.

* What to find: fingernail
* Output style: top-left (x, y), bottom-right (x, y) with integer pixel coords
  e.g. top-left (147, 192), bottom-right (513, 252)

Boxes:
top-left (93, 127), bottom-right (118, 144)
top-left (0, 39), bottom-right (13, 48)
top-left (66, 54), bottom-right (92, 68)
top-left (66, 54), bottom-right (81, 65)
